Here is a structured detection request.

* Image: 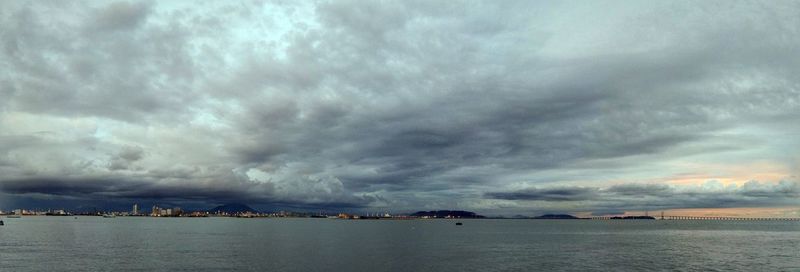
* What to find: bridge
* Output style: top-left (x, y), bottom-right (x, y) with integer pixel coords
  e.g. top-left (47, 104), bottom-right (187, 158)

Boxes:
top-left (590, 216), bottom-right (800, 221)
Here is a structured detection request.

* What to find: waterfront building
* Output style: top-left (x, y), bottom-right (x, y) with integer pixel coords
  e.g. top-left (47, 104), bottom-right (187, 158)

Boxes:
top-left (338, 213), bottom-right (351, 219)
top-left (49, 209), bottom-right (68, 215)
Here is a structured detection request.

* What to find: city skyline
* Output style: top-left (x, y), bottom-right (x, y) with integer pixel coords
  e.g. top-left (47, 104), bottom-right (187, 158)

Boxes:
top-left (1, 1), bottom-right (799, 217)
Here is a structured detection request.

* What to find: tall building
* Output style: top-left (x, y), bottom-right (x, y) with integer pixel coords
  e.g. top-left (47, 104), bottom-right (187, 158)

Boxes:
top-left (132, 204), bottom-right (139, 215)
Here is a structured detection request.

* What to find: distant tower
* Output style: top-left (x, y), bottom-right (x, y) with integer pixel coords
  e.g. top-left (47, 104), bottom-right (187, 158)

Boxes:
top-left (660, 211), bottom-right (664, 220)
top-left (132, 204), bottom-right (139, 215)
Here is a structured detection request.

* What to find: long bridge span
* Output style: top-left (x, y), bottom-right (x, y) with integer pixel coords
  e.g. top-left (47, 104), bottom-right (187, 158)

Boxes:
top-left (591, 216), bottom-right (800, 221)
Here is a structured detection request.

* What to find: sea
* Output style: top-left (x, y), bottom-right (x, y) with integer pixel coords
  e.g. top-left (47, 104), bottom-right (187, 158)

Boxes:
top-left (1, 217), bottom-right (798, 271)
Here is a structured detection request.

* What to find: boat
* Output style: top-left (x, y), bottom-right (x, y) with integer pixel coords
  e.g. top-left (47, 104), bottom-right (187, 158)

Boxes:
top-left (0, 220), bottom-right (4, 226)
top-left (456, 222), bottom-right (463, 225)
top-left (102, 214), bottom-right (116, 218)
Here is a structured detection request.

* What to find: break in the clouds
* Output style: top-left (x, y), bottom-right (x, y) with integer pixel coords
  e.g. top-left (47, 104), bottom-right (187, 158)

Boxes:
top-left (1, 1), bottom-right (799, 215)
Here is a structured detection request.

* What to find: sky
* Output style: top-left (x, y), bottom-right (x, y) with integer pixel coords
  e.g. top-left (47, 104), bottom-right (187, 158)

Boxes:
top-left (0, 0), bottom-right (799, 216)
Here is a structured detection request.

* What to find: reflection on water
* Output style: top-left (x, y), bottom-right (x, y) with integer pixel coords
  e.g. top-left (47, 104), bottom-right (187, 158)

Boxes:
top-left (1, 217), bottom-right (798, 271)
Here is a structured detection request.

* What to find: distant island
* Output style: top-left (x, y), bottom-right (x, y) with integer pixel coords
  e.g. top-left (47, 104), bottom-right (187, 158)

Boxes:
top-left (409, 210), bottom-right (485, 218)
top-left (533, 214), bottom-right (582, 219)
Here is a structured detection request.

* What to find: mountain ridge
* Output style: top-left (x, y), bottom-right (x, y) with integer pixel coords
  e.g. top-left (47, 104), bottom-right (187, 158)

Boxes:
top-left (207, 203), bottom-right (257, 214)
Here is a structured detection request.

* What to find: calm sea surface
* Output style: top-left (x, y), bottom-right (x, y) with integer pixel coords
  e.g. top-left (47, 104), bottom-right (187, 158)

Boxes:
top-left (1, 217), bottom-right (798, 271)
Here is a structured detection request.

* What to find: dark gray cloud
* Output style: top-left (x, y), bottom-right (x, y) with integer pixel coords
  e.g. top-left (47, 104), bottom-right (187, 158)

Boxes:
top-left (486, 181), bottom-right (800, 213)
top-left (607, 183), bottom-right (674, 197)
top-left (91, 1), bottom-right (151, 32)
top-left (0, 176), bottom-right (375, 210)
top-left (0, 1), bottom-right (799, 214)
top-left (485, 187), bottom-right (598, 202)
top-left (108, 146), bottom-right (145, 170)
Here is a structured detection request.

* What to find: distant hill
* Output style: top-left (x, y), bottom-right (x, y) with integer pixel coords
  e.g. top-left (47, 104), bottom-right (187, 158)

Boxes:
top-left (410, 210), bottom-right (484, 218)
top-left (533, 214), bottom-right (580, 219)
top-left (208, 203), bottom-right (257, 214)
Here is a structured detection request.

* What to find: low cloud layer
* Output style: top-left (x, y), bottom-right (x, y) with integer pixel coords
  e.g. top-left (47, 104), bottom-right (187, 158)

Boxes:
top-left (1, 1), bottom-right (799, 214)
top-left (487, 180), bottom-right (800, 214)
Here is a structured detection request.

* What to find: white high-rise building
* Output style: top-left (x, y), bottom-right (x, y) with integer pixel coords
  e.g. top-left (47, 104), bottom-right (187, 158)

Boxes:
top-left (132, 204), bottom-right (139, 215)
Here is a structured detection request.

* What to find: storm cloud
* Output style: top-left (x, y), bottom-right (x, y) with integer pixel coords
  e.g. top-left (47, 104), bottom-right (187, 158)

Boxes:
top-left (486, 180), bottom-right (800, 213)
top-left (1, 1), bottom-right (799, 214)
top-left (485, 187), bottom-right (598, 202)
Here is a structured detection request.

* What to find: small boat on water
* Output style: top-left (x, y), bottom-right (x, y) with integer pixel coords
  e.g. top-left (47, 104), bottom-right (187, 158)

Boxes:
top-left (0, 220), bottom-right (4, 226)
top-left (102, 214), bottom-right (116, 218)
top-left (456, 222), bottom-right (463, 225)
